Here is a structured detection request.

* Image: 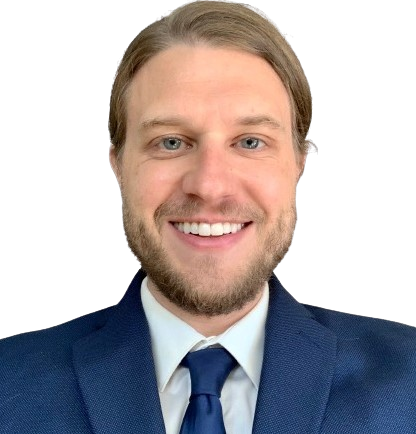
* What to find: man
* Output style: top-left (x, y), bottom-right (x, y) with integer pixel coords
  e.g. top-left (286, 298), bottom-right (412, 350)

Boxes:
top-left (1, 1), bottom-right (416, 433)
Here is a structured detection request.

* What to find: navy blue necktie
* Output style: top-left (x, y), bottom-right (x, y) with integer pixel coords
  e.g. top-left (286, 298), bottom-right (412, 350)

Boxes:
top-left (179, 347), bottom-right (237, 434)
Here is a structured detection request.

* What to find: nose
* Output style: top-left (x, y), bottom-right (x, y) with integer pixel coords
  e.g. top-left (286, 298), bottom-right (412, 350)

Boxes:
top-left (181, 144), bottom-right (236, 204)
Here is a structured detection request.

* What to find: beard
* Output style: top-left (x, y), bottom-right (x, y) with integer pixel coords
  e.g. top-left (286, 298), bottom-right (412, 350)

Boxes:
top-left (121, 194), bottom-right (297, 317)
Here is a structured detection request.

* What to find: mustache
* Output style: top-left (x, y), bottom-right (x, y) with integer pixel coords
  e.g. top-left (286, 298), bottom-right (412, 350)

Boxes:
top-left (154, 198), bottom-right (265, 223)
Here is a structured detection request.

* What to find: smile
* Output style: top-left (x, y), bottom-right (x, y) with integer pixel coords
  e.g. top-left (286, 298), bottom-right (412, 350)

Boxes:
top-left (173, 222), bottom-right (247, 237)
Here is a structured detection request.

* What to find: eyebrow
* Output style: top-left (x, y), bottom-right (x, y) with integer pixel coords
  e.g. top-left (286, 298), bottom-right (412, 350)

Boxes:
top-left (139, 114), bottom-right (283, 131)
top-left (236, 115), bottom-right (283, 130)
top-left (139, 117), bottom-right (186, 131)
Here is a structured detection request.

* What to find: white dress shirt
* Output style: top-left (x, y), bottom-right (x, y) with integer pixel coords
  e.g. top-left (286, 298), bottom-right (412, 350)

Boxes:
top-left (141, 277), bottom-right (269, 434)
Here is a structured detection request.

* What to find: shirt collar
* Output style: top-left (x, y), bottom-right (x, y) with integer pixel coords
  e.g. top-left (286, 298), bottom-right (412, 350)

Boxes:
top-left (141, 277), bottom-right (268, 392)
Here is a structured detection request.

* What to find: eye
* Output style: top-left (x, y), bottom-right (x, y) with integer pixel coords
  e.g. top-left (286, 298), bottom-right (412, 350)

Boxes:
top-left (238, 137), bottom-right (264, 150)
top-left (161, 137), bottom-right (183, 150)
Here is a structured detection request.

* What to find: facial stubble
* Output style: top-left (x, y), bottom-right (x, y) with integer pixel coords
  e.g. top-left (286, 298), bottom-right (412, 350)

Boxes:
top-left (121, 194), bottom-right (296, 316)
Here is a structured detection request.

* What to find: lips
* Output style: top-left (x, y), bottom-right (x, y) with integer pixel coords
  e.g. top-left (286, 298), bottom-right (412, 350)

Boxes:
top-left (173, 221), bottom-right (246, 236)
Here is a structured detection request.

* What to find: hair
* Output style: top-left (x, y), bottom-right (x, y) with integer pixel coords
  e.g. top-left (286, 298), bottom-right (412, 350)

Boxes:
top-left (109, 1), bottom-right (313, 158)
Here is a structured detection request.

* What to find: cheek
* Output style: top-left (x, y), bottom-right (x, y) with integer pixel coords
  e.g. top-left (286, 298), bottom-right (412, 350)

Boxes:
top-left (122, 160), bottom-right (182, 212)
top-left (245, 163), bottom-right (298, 212)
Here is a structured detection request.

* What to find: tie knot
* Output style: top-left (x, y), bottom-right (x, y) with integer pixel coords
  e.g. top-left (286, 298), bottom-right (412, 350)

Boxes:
top-left (181, 347), bottom-right (237, 398)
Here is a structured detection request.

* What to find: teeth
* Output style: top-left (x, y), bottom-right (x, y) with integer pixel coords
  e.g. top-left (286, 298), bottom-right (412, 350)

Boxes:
top-left (174, 222), bottom-right (245, 236)
top-left (190, 222), bottom-right (199, 235)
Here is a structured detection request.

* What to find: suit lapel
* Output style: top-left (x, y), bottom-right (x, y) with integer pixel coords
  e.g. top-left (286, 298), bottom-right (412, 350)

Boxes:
top-left (253, 275), bottom-right (337, 434)
top-left (72, 270), bottom-right (166, 434)
top-left (71, 270), bottom-right (336, 433)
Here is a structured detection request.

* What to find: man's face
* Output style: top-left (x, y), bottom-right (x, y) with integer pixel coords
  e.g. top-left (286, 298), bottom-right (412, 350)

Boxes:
top-left (111, 45), bottom-right (305, 316)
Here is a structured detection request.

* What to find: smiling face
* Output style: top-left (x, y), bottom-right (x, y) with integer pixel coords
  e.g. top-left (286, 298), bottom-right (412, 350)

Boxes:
top-left (111, 45), bottom-right (305, 317)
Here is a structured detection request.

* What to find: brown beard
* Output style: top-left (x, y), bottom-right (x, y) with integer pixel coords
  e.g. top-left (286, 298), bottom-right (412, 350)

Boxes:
top-left (121, 195), bottom-right (297, 316)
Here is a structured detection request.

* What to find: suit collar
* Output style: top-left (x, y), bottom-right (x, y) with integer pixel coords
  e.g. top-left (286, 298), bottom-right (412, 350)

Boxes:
top-left (72, 270), bottom-right (336, 434)
top-left (72, 270), bottom-right (166, 434)
top-left (253, 274), bottom-right (337, 434)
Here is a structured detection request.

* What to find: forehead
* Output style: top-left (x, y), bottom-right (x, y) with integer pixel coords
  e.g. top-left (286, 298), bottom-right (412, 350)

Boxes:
top-left (126, 44), bottom-right (291, 129)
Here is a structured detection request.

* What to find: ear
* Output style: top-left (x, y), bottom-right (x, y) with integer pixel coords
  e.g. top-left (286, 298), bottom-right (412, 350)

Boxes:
top-left (109, 145), bottom-right (122, 186)
top-left (297, 152), bottom-right (308, 184)
top-left (297, 139), bottom-right (318, 183)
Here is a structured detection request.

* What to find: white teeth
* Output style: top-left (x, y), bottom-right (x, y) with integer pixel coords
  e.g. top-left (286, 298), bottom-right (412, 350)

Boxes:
top-left (199, 223), bottom-right (211, 237)
top-left (210, 223), bottom-right (224, 236)
top-left (174, 222), bottom-right (246, 236)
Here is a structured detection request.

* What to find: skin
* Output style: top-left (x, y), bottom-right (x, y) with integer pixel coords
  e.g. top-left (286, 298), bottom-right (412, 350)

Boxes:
top-left (110, 45), bottom-right (305, 336)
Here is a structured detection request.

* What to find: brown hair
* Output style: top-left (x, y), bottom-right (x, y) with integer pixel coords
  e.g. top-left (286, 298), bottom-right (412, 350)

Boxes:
top-left (109, 1), bottom-right (312, 157)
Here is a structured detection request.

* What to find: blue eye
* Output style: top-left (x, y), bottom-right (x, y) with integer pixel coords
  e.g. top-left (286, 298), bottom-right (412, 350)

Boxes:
top-left (162, 137), bottom-right (182, 150)
top-left (240, 137), bottom-right (262, 149)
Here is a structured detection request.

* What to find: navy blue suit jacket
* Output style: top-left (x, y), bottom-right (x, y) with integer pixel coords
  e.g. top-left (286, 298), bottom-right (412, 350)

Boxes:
top-left (1, 270), bottom-right (416, 433)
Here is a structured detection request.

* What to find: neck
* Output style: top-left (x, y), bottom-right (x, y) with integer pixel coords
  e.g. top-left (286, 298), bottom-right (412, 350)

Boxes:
top-left (147, 279), bottom-right (264, 336)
